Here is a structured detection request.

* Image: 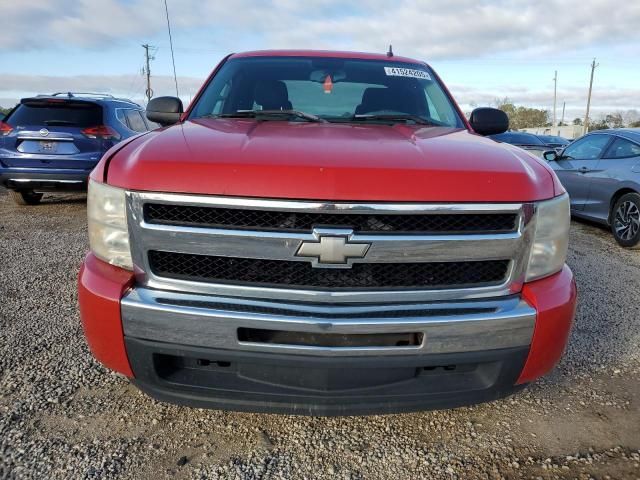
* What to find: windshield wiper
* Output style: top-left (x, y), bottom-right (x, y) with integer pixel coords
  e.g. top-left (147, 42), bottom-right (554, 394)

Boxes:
top-left (351, 114), bottom-right (434, 125)
top-left (213, 110), bottom-right (327, 123)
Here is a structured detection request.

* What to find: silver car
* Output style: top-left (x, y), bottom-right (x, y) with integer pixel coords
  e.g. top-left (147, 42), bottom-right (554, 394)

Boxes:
top-left (545, 129), bottom-right (640, 248)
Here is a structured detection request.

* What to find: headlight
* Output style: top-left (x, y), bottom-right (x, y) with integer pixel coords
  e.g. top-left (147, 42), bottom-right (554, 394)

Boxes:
top-left (87, 179), bottom-right (133, 270)
top-left (525, 193), bottom-right (570, 282)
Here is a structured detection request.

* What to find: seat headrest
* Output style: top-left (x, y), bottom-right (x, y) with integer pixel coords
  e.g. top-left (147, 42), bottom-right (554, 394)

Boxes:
top-left (254, 80), bottom-right (290, 110)
top-left (357, 86), bottom-right (428, 116)
top-left (360, 88), bottom-right (393, 109)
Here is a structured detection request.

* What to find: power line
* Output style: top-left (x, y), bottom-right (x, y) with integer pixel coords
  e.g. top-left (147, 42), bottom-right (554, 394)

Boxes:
top-left (125, 61), bottom-right (145, 100)
top-left (163, 0), bottom-right (179, 98)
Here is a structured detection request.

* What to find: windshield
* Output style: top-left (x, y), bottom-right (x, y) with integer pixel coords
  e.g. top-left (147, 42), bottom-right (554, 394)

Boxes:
top-left (539, 135), bottom-right (569, 144)
top-left (492, 132), bottom-right (545, 145)
top-left (189, 56), bottom-right (464, 127)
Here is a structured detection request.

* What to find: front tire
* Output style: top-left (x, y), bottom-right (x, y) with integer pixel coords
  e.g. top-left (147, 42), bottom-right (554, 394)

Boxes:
top-left (611, 192), bottom-right (640, 248)
top-left (9, 190), bottom-right (43, 206)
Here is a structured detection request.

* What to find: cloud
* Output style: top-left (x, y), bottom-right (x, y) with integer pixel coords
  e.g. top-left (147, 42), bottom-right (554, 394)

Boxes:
top-left (1, 1), bottom-right (638, 118)
top-left (1, 0), bottom-right (639, 59)
top-left (451, 83), bottom-right (640, 109)
top-left (0, 74), bottom-right (205, 107)
top-left (451, 83), bottom-right (640, 120)
top-left (1, 73), bottom-right (637, 122)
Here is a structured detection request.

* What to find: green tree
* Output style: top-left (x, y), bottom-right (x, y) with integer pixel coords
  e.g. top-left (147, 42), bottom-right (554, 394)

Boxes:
top-left (494, 99), bottom-right (549, 129)
top-left (573, 118), bottom-right (583, 126)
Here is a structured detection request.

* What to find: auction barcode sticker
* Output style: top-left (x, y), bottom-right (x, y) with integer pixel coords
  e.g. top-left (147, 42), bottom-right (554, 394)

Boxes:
top-left (384, 67), bottom-right (431, 80)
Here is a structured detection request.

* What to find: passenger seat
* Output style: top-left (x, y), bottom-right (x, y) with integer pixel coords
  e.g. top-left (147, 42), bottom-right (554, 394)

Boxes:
top-left (355, 87), bottom-right (428, 116)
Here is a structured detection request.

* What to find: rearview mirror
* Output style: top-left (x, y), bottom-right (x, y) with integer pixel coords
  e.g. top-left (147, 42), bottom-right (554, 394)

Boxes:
top-left (146, 96), bottom-right (183, 126)
top-left (469, 107), bottom-right (509, 136)
top-left (543, 150), bottom-right (559, 162)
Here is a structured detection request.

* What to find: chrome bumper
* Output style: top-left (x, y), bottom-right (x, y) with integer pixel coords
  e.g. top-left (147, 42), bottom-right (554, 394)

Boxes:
top-left (121, 287), bottom-right (536, 357)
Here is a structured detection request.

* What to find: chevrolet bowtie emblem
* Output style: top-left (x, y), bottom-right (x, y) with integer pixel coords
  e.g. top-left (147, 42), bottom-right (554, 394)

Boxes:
top-left (295, 229), bottom-right (370, 268)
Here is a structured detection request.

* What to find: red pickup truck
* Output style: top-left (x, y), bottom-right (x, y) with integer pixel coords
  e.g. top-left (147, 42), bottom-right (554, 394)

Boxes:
top-left (79, 50), bottom-right (576, 415)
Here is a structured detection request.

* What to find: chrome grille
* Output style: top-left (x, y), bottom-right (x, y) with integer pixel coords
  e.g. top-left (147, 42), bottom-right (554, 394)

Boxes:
top-left (148, 251), bottom-right (510, 290)
top-left (126, 192), bottom-right (535, 304)
top-left (144, 203), bottom-right (518, 234)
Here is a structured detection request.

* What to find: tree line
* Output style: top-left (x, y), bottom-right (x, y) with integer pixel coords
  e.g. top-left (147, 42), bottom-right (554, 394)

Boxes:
top-left (490, 98), bottom-right (640, 131)
top-left (579, 111), bottom-right (640, 130)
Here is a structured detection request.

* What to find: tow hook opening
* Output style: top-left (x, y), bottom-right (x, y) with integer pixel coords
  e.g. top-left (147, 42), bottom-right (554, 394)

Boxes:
top-left (237, 328), bottom-right (424, 348)
top-left (197, 359), bottom-right (231, 368)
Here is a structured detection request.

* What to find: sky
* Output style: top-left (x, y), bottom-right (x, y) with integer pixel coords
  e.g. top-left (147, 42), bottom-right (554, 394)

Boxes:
top-left (1, 0), bottom-right (639, 121)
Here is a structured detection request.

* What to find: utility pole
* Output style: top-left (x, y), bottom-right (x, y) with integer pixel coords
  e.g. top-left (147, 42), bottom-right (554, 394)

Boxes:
top-left (142, 44), bottom-right (155, 102)
top-left (561, 101), bottom-right (566, 127)
top-left (584, 58), bottom-right (598, 134)
top-left (552, 70), bottom-right (557, 127)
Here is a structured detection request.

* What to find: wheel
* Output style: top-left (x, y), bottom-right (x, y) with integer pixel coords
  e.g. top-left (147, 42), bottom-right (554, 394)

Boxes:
top-left (9, 190), bottom-right (43, 206)
top-left (611, 192), bottom-right (640, 248)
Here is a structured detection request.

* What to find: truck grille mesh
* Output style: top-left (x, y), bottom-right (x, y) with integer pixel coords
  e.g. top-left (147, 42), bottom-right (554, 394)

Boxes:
top-left (144, 204), bottom-right (517, 234)
top-left (148, 251), bottom-right (510, 290)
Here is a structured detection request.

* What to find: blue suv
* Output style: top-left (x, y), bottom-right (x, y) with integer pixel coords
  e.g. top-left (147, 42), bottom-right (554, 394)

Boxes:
top-left (0, 92), bottom-right (156, 205)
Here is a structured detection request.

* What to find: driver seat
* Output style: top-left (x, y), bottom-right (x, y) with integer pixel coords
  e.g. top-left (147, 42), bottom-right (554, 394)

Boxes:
top-left (254, 80), bottom-right (293, 110)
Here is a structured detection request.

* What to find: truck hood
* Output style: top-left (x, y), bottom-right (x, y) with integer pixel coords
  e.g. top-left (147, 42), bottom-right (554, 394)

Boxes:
top-left (104, 118), bottom-right (559, 202)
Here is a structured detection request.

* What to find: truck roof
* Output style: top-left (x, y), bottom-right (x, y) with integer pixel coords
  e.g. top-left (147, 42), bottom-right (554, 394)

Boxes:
top-left (230, 49), bottom-right (425, 65)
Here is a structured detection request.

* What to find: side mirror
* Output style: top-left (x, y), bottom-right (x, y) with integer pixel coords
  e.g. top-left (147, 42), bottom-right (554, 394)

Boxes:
top-left (146, 96), bottom-right (183, 126)
top-left (469, 107), bottom-right (509, 136)
top-left (543, 150), bottom-right (559, 162)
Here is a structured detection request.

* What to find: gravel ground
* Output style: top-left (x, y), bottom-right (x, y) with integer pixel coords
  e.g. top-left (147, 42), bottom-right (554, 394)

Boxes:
top-left (1, 188), bottom-right (639, 480)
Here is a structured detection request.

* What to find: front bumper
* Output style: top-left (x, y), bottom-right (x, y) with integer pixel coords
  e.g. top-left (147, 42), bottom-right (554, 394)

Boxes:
top-left (128, 339), bottom-right (529, 415)
top-left (122, 288), bottom-right (535, 415)
top-left (78, 254), bottom-right (576, 415)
